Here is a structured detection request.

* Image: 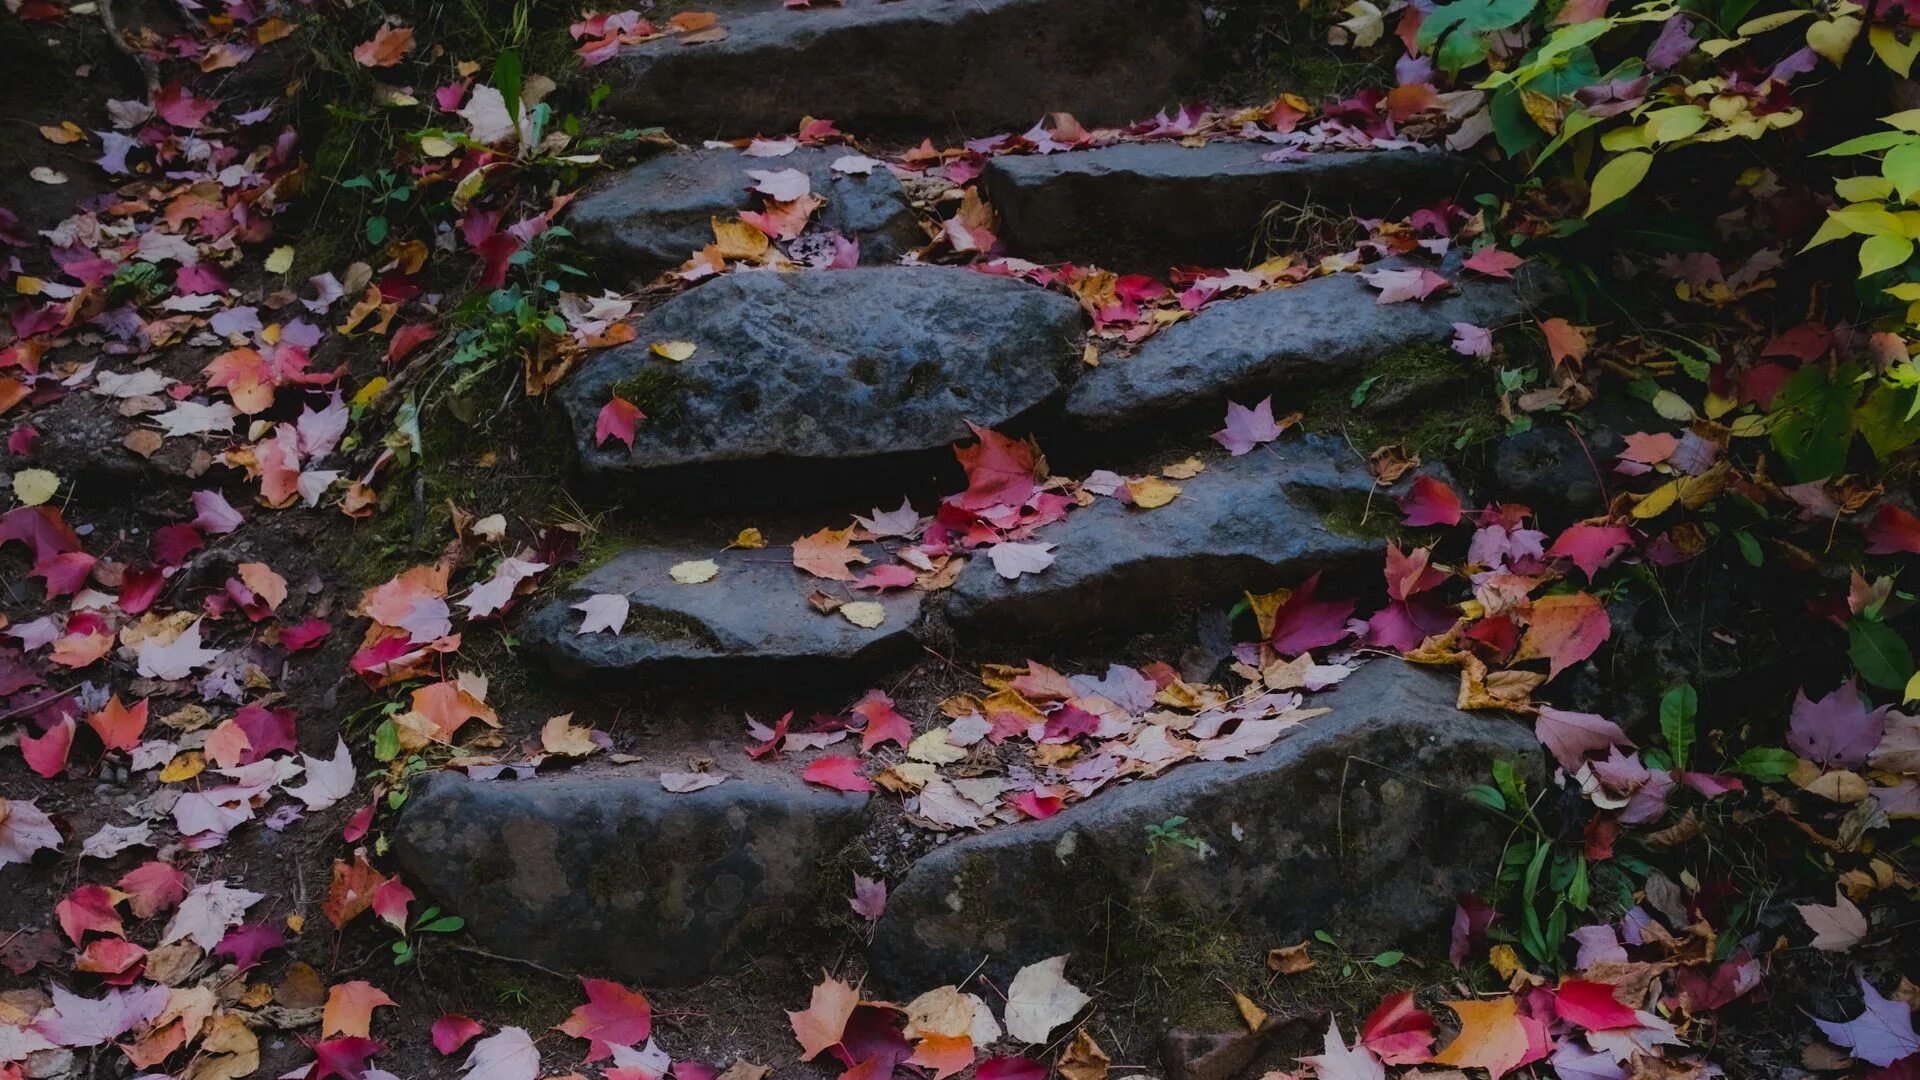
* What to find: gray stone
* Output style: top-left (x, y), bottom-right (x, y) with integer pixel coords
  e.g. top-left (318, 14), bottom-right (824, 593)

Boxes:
top-left (982, 144), bottom-right (1474, 272)
top-left (1066, 268), bottom-right (1532, 432)
top-left (392, 769), bottom-right (868, 985)
top-left (522, 543), bottom-right (925, 677)
top-left (561, 267), bottom-right (1083, 480)
top-left (867, 660), bottom-right (1541, 991)
top-left (948, 436), bottom-right (1394, 639)
top-left (602, 0), bottom-right (1204, 139)
top-left (568, 148), bottom-right (924, 282)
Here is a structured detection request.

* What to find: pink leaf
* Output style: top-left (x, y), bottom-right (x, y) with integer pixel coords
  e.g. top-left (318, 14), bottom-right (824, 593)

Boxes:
top-left (1864, 503), bottom-right (1920, 555)
top-left (803, 755), bottom-right (875, 793)
top-left (1211, 396), bottom-right (1287, 456)
top-left (1360, 992), bottom-right (1435, 1065)
top-left (849, 875), bottom-right (886, 922)
top-left (596, 396), bottom-right (645, 449)
top-left (1361, 266), bottom-right (1452, 303)
top-left (1788, 677), bottom-right (1889, 769)
top-left (1463, 247), bottom-right (1525, 278)
top-left (1534, 707), bottom-right (1634, 774)
top-left (1547, 524), bottom-right (1634, 581)
top-left (1451, 322), bottom-right (1493, 357)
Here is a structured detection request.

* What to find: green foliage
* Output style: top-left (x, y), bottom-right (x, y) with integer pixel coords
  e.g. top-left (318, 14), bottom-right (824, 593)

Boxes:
top-left (1660, 684), bottom-right (1697, 771)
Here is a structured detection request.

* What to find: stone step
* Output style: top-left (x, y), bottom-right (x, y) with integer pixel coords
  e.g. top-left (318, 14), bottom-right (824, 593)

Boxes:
top-left (522, 542), bottom-right (925, 677)
top-left (568, 148), bottom-right (924, 283)
top-left (601, 0), bottom-right (1205, 139)
top-left (982, 144), bottom-right (1475, 273)
top-left (1068, 265), bottom-right (1533, 432)
top-left (390, 767), bottom-right (868, 986)
top-left (868, 660), bottom-right (1541, 991)
top-left (522, 434), bottom-right (1422, 681)
top-left (560, 266), bottom-right (1082, 493)
top-left (947, 435), bottom-right (1408, 640)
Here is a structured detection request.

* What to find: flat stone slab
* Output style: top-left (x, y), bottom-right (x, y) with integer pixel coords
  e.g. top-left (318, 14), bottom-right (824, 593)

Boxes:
top-left (569, 148), bottom-right (924, 282)
top-left (982, 144), bottom-right (1473, 272)
top-left (393, 769), bottom-right (868, 985)
top-left (523, 544), bottom-right (925, 677)
top-left (868, 660), bottom-right (1540, 990)
top-left (601, 0), bottom-right (1204, 138)
top-left (948, 436), bottom-right (1395, 637)
top-left (1066, 268), bottom-right (1530, 431)
top-left (561, 267), bottom-right (1083, 480)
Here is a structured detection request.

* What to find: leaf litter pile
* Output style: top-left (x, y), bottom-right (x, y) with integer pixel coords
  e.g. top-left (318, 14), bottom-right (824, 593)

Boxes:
top-left (1, 1), bottom-right (1920, 1080)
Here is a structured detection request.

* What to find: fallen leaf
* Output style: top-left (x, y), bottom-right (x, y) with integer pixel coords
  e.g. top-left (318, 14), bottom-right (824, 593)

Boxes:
top-left (1003, 955), bottom-right (1090, 1045)
top-left (789, 976), bottom-right (860, 1061)
top-left (1796, 888), bottom-right (1869, 952)
top-left (670, 559), bottom-right (719, 584)
top-left (323, 981), bottom-right (396, 1038)
top-left (557, 977), bottom-right (653, 1061)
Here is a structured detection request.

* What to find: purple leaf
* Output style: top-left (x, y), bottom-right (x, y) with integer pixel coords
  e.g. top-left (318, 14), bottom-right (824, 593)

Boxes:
top-left (1814, 978), bottom-right (1920, 1067)
top-left (1788, 678), bottom-right (1889, 769)
top-left (1211, 396), bottom-right (1287, 456)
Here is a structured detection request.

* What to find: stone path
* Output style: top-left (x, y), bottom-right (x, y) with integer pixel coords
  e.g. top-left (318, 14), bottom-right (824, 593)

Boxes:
top-left (394, 11), bottom-right (1548, 1002)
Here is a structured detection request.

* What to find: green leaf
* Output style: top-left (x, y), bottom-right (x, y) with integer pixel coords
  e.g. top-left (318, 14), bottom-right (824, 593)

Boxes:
top-left (1371, 950), bottom-right (1405, 967)
top-left (373, 719), bottom-right (400, 762)
top-left (1586, 152), bottom-right (1653, 217)
top-left (1850, 618), bottom-right (1916, 690)
top-left (1859, 233), bottom-right (1914, 277)
top-left (1886, 142), bottom-right (1920, 203)
top-left (1420, 0), bottom-right (1540, 71)
top-left (1728, 746), bottom-right (1798, 781)
top-left (1733, 529), bottom-right (1763, 566)
top-left (1857, 382), bottom-right (1920, 458)
top-left (1660, 684), bottom-right (1697, 770)
top-left (364, 216), bottom-right (389, 246)
top-left (1351, 374), bottom-right (1384, 407)
top-left (1463, 783), bottom-right (1507, 812)
top-left (422, 916), bottom-right (465, 933)
top-left (1816, 130), bottom-right (1916, 156)
top-left (1770, 363), bottom-right (1859, 482)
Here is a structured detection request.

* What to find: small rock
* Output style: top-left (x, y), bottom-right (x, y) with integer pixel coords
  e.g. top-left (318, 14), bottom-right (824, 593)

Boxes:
top-left (560, 267), bottom-right (1082, 486)
top-left (983, 145), bottom-right (1472, 272)
top-left (522, 543), bottom-right (924, 677)
top-left (601, 0), bottom-right (1205, 137)
top-left (867, 661), bottom-right (1543, 991)
top-left (568, 148), bottom-right (924, 283)
top-left (391, 769), bottom-right (869, 985)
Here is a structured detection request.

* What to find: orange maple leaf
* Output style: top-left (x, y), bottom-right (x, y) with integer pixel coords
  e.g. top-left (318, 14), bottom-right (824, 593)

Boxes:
top-left (1515, 591), bottom-right (1612, 680)
top-left (788, 975), bottom-right (860, 1061)
top-left (324, 980), bottom-right (397, 1038)
top-left (792, 527), bottom-right (869, 582)
top-left (1430, 996), bottom-right (1547, 1078)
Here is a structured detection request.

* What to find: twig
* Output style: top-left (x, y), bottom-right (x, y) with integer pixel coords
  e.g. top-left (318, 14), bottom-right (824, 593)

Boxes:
top-left (447, 941), bottom-right (574, 981)
top-left (98, 0), bottom-right (161, 95)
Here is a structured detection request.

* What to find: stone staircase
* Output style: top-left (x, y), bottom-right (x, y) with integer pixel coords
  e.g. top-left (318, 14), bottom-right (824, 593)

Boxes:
top-left (393, 0), bottom-right (1547, 1001)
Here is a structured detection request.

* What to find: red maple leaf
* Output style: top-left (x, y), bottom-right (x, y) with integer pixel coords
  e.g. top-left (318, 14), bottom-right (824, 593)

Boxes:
top-left (1397, 475), bottom-right (1462, 527)
top-left (952, 423), bottom-right (1039, 511)
top-left (1270, 573), bottom-right (1356, 656)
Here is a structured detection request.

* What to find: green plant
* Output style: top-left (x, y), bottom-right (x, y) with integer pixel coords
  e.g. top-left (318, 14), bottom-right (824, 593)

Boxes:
top-left (339, 168), bottom-right (415, 246)
top-left (390, 905), bottom-right (465, 965)
top-left (1308, 929), bottom-right (1408, 978)
top-left (1465, 757), bottom-right (1589, 968)
top-left (1145, 816), bottom-right (1209, 857)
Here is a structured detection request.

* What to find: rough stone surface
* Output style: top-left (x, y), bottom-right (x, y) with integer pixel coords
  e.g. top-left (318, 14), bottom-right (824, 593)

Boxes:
top-left (568, 148), bottom-right (923, 282)
top-left (602, 0), bottom-right (1203, 138)
top-left (867, 660), bottom-right (1541, 991)
top-left (1067, 268), bottom-right (1534, 432)
top-left (983, 144), bottom-right (1475, 272)
top-left (392, 769), bottom-right (868, 985)
top-left (948, 436), bottom-right (1398, 638)
top-left (561, 267), bottom-right (1082, 479)
top-left (522, 543), bottom-right (925, 677)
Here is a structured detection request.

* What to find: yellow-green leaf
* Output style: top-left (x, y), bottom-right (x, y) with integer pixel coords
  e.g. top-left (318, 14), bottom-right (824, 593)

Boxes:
top-left (1737, 9), bottom-right (1810, 34)
top-left (1859, 233), bottom-right (1914, 277)
top-left (1872, 27), bottom-right (1920, 77)
top-left (1887, 142), bottom-right (1920, 203)
top-left (1836, 175), bottom-right (1896, 202)
top-left (1805, 15), bottom-right (1861, 65)
top-left (12, 468), bottom-right (58, 506)
top-left (1585, 152), bottom-right (1653, 217)
top-left (263, 246), bottom-right (294, 274)
top-left (1644, 105), bottom-right (1709, 143)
